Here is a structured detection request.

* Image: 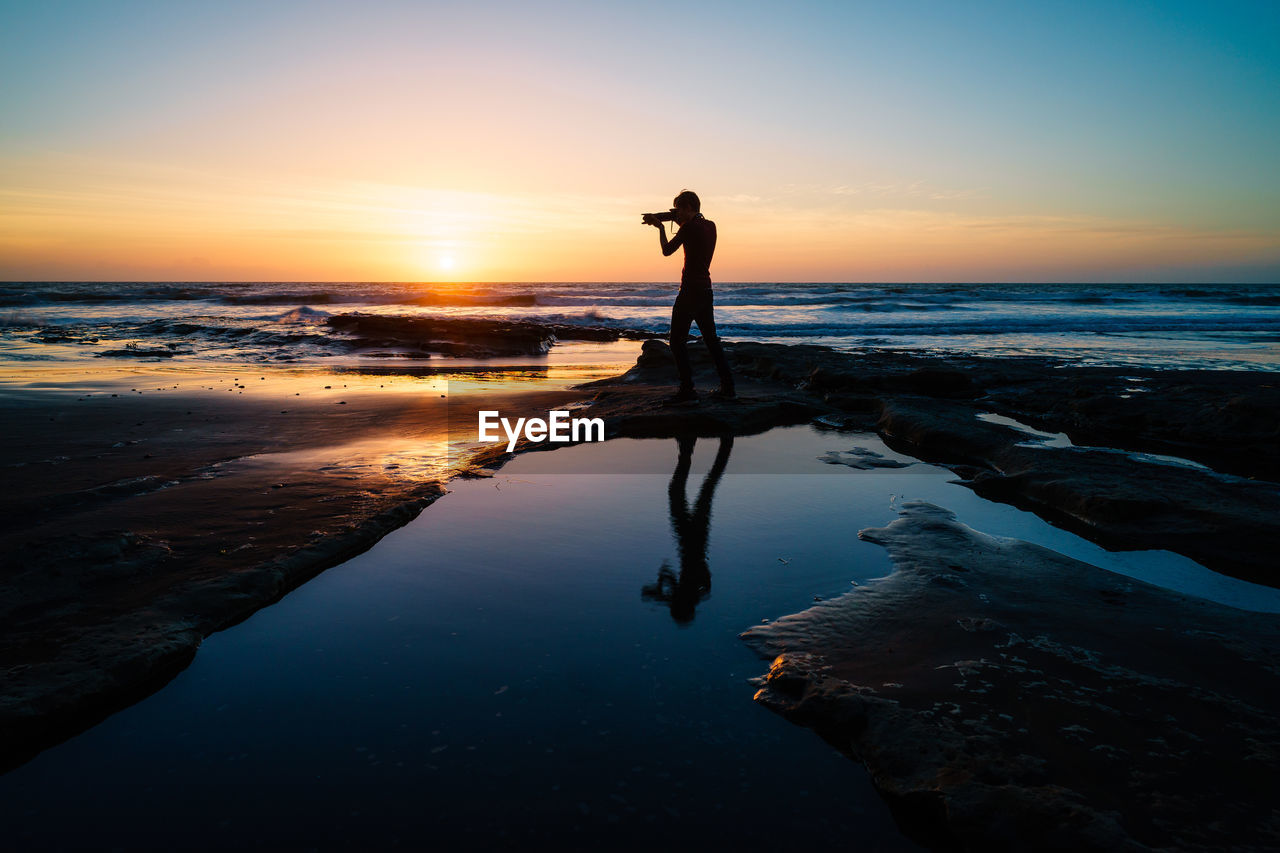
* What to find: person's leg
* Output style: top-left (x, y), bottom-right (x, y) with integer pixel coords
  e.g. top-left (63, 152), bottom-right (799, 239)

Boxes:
top-left (669, 291), bottom-right (695, 392)
top-left (691, 292), bottom-right (735, 394)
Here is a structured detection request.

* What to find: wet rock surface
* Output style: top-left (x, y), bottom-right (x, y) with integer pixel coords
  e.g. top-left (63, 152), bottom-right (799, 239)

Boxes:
top-left (327, 313), bottom-right (652, 358)
top-left (819, 447), bottom-right (914, 470)
top-left (7, 326), bottom-right (1279, 847)
top-left (721, 342), bottom-right (1280, 587)
top-left (875, 397), bottom-right (1280, 585)
top-left (0, 378), bottom-right (580, 773)
top-left (0, 485), bottom-right (447, 774)
top-left (742, 502), bottom-right (1280, 852)
top-left (463, 340), bottom-right (834, 468)
top-left (575, 339), bottom-right (1279, 582)
top-left (553, 339), bottom-right (829, 441)
top-left (725, 342), bottom-right (1280, 481)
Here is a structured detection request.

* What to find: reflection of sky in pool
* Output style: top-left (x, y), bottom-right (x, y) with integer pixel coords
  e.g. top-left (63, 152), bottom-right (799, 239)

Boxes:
top-left (5, 425), bottom-right (1276, 850)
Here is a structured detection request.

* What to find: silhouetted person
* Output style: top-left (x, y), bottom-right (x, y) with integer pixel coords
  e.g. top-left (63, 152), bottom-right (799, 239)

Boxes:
top-left (647, 190), bottom-right (735, 403)
top-left (642, 434), bottom-right (734, 623)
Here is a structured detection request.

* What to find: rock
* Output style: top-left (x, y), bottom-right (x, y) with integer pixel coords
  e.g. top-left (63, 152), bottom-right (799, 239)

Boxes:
top-left (635, 338), bottom-right (677, 369)
top-left (875, 397), bottom-right (1280, 585)
top-left (325, 313), bottom-right (652, 358)
top-left (583, 342), bottom-right (1280, 585)
top-left (818, 447), bottom-right (912, 470)
top-left (725, 343), bottom-right (1279, 481)
top-left (97, 348), bottom-right (180, 358)
top-left (573, 383), bottom-right (829, 441)
top-left (742, 502), bottom-right (1280, 852)
top-left (905, 367), bottom-right (981, 398)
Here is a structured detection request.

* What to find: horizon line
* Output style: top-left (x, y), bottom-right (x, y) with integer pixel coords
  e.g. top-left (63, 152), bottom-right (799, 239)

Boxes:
top-left (3, 280), bottom-right (1278, 286)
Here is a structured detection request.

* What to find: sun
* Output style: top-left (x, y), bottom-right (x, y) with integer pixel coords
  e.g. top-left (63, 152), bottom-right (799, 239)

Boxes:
top-left (415, 239), bottom-right (465, 280)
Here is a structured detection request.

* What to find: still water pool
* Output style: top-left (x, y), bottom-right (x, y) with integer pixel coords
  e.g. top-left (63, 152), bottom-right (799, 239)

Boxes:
top-left (6, 425), bottom-right (1271, 851)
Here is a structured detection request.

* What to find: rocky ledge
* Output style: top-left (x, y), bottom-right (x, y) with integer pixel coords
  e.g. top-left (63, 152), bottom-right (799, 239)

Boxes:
top-left (570, 338), bottom-right (1280, 585)
top-left (743, 502), bottom-right (1280, 852)
top-left (326, 313), bottom-right (653, 358)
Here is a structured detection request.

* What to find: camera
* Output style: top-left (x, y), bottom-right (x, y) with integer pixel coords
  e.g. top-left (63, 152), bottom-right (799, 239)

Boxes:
top-left (641, 209), bottom-right (677, 225)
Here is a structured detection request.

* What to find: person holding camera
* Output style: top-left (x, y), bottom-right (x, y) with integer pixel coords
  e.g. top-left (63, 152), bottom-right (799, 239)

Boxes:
top-left (643, 190), bottom-right (735, 403)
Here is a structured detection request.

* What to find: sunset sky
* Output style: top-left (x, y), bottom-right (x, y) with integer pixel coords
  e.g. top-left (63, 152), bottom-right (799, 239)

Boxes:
top-left (2, 0), bottom-right (1277, 282)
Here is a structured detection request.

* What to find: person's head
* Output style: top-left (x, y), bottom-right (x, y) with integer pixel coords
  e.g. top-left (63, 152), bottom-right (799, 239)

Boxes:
top-left (672, 190), bottom-right (700, 226)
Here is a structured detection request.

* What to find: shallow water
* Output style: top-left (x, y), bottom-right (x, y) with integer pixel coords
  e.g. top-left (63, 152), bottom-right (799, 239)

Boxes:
top-left (4, 425), bottom-right (1278, 851)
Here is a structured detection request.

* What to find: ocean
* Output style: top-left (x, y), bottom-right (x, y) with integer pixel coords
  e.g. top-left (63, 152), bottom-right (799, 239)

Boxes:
top-left (2, 281), bottom-right (1279, 371)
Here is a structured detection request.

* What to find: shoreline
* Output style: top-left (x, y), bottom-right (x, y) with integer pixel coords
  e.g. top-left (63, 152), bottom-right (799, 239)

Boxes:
top-left (3, 334), bottom-right (1279, 845)
top-left (0, 362), bottom-right (594, 771)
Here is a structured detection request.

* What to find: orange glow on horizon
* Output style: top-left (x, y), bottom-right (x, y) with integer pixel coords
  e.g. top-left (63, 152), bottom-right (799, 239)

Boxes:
top-left (1, 153), bottom-right (1277, 283)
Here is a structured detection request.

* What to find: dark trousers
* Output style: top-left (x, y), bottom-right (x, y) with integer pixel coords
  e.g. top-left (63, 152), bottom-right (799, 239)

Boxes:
top-left (670, 288), bottom-right (734, 391)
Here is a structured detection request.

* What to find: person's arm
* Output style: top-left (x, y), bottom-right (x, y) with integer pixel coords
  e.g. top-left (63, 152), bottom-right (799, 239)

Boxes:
top-left (656, 222), bottom-right (684, 257)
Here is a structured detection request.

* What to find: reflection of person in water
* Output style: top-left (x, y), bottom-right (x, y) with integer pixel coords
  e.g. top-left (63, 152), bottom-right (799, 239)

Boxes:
top-left (642, 434), bottom-right (734, 623)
